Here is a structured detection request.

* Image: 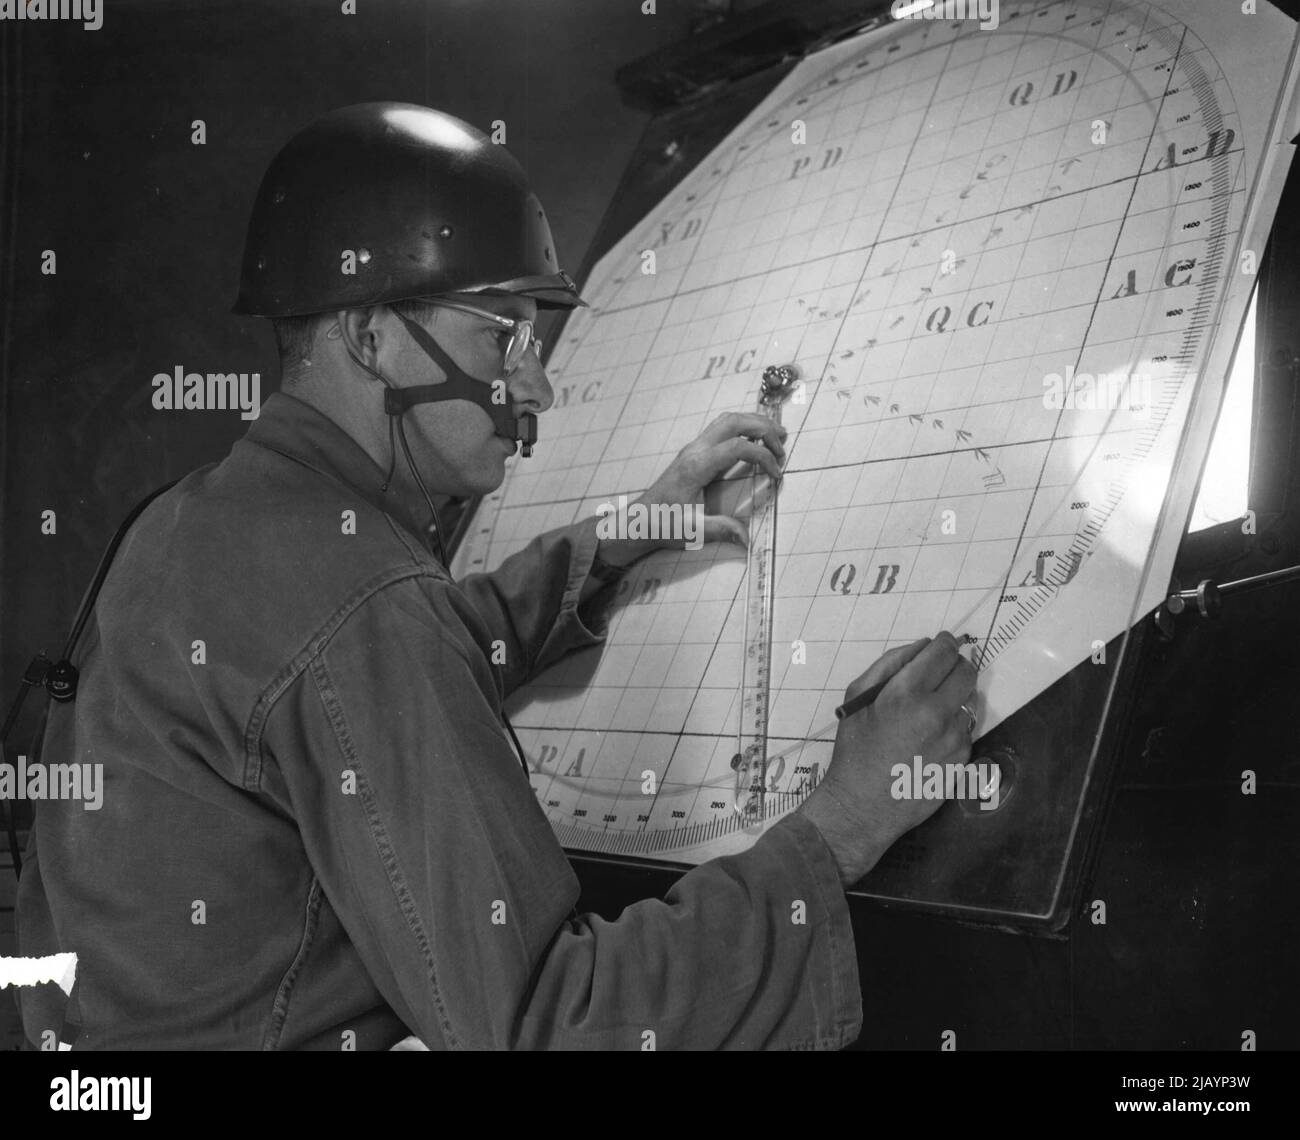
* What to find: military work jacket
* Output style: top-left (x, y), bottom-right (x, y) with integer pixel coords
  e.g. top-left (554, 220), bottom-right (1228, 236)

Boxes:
top-left (17, 392), bottom-right (861, 1049)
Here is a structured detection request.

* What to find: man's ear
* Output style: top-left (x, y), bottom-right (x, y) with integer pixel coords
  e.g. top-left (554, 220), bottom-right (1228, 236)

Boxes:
top-left (334, 307), bottom-right (384, 373)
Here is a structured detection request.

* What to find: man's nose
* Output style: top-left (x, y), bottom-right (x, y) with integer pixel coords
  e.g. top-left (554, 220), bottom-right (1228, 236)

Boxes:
top-left (509, 348), bottom-right (553, 415)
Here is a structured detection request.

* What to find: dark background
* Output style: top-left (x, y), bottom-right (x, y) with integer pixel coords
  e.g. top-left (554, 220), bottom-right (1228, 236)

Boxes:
top-left (3, 0), bottom-right (1299, 1051)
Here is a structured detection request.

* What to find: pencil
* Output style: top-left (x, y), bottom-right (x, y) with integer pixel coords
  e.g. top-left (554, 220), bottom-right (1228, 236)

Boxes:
top-left (833, 677), bottom-right (891, 721)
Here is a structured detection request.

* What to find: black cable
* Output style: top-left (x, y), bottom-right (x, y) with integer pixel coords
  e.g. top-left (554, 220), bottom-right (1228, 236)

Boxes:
top-left (391, 419), bottom-right (538, 776)
top-left (502, 710), bottom-right (531, 778)
top-left (2, 480), bottom-right (179, 881)
top-left (341, 341), bottom-right (449, 567)
top-left (342, 334), bottom-right (533, 776)
top-left (380, 413), bottom-right (398, 493)
top-left (60, 481), bottom-right (179, 660)
top-left (394, 411), bottom-right (448, 568)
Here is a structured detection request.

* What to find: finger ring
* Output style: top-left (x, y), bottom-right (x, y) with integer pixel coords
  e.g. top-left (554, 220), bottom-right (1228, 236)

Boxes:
top-left (960, 703), bottom-right (977, 732)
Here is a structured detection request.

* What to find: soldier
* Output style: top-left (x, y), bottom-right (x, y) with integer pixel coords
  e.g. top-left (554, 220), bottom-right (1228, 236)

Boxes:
top-left (17, 103), bottom-right (976, 1050)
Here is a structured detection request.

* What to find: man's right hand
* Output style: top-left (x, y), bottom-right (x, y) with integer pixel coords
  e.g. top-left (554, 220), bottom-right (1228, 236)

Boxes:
top-left (798, 631), bottom-right (978, 888)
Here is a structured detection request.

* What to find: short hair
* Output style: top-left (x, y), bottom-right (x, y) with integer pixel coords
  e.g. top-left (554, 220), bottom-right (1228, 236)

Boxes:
top-left (270, 299), bottom-right (444, 385)
top-left (389, 297), bottom-right (443, 329)
top-left (270, 314), bottom-right (322, 384)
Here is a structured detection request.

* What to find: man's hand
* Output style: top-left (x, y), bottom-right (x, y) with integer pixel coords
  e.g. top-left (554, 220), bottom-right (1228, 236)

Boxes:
top-left (799, 631), bottom-right (978, 888)
top-left (627, 411), bottom-right (788, 553)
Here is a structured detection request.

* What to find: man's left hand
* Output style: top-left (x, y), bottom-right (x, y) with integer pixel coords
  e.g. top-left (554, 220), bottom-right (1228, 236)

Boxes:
top-left (631, 411), bottom-right (788, 551)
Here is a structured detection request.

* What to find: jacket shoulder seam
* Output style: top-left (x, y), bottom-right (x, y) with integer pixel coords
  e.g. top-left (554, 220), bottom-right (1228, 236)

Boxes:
top-left (241, 563), bottom-right (454, 790)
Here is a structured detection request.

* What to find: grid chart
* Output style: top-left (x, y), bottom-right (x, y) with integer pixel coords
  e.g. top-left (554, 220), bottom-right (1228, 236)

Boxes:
top-left (451, 0), bottom-right (1294, 864)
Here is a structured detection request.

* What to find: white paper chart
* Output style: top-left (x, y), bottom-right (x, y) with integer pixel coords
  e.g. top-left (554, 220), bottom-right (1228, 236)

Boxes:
top-left (452, 0), bottom-right (1300, 865)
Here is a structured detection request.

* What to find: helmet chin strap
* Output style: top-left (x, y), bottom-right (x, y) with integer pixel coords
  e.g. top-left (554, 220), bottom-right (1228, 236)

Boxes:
top-left (338, 308), bottom-right (538, 568)
top-left (387, 309), bottom-right (539, 456)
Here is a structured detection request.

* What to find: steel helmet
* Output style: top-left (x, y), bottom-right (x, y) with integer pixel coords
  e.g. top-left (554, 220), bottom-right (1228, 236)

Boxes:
top-left (232, 102), bottom-right (587, 317)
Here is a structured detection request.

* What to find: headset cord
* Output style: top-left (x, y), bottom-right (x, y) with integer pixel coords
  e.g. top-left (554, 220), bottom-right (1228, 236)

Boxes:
top-left (1, 479), bottom-right (180, 880)
top-left (344, 344), bottom-right (529, 778)
top-left (393, 411), bottom-right (449, 569)
top-left (343, 345), bottom-right (450, 568)
top-left (390, 411), bottom-right (530, 776)
top-left (501, 710), bottom-right (531, 780)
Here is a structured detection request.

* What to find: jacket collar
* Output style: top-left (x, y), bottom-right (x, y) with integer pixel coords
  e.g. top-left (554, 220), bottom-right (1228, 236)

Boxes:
top-left (242, 392), bottom-right (439, 549)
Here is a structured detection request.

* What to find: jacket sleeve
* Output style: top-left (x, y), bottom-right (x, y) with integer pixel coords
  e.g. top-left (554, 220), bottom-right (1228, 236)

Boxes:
top-left (452, 515), bottom-right (612, 696)
top-left (262, 573), bottom-right (862, 1050)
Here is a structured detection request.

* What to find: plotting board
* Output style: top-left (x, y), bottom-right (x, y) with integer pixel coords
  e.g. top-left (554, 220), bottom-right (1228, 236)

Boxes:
top-left (452, 0), bottom-right (1300, 879)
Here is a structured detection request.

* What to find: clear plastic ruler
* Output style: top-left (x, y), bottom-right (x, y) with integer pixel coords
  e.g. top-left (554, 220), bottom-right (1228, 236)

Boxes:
top-left (732, 364), bottom-right (801, 824)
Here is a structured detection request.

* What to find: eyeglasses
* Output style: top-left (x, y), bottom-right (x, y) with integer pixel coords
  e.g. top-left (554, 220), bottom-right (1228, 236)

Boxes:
top-left (421, 298), bottom-right (543, 375)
